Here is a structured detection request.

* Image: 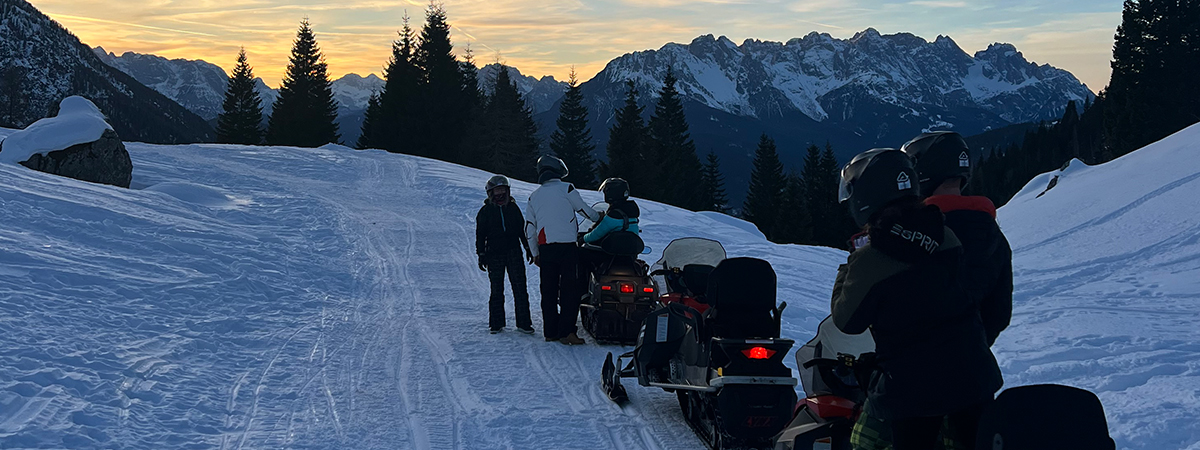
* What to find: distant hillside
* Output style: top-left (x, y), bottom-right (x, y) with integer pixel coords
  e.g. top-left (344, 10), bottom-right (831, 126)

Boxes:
top-left (0, 0), bottom-right (211, 143)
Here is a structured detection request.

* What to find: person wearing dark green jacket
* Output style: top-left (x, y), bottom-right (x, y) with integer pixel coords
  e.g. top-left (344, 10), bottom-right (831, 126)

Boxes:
top-left (476, 175), bottom-right (534, 335)
top-left (832, 149), bottom-right (1002, 450)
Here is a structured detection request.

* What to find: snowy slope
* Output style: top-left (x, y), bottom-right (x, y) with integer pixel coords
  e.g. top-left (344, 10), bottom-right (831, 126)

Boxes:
top-left (0, 128), bottom-right (843, 449)
top-left (1, 123), bottom-right (1197, 449)
top-left (997, 123), bottom-right (1200, 450)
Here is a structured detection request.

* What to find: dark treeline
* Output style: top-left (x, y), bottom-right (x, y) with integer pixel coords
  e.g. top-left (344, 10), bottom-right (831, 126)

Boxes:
top-left (975, 0), bottom-right (1199, 207)
top-left (211, 0), bottom-right (1198, 249)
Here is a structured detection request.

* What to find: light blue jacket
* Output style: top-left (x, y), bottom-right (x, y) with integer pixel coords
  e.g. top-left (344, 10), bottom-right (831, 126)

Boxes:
top-left (584, 214), bottom-right (639, 243)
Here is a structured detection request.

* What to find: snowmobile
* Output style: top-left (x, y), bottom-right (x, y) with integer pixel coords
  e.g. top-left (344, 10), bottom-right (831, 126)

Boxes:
top-left (772, 316), bottom-right (875, 450)
top-left (772, 318), bottom-right (1118, 450)
top-left (578, 203), bottom-right (658, 345)
top-left (602, 243), bottom-right (797, 450)
top-left (650, 237), bottom-right (727, 315)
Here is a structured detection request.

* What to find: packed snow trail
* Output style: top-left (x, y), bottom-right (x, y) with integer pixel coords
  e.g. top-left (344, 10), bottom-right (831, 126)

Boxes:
top-left (0, 136), bottom-right (844, 449)
top-left (2, 125), bottom-right (1199, 449)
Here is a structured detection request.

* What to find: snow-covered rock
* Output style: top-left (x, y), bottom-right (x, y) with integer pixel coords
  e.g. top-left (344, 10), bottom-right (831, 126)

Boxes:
top-left (0, 96), bottom-right (133, 187)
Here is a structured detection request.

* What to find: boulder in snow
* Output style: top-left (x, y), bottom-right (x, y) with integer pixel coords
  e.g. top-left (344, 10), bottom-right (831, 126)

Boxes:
top-left (0, 96), bottom-right (133, 188)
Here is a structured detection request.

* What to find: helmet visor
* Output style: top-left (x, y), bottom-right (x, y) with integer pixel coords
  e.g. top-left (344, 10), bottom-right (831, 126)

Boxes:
top-left (838, 164), bottom-right (854, 203)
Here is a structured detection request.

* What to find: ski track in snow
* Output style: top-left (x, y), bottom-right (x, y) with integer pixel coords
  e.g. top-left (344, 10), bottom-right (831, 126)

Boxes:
top-left (2, 124), bottom-right (1199, 449)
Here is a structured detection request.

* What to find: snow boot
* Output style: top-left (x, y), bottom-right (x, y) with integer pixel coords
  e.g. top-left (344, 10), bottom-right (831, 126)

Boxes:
top-left (560, 332), bottom-right (585, 345)
top-left (490, 327), bottom-right (503, 334)
top-left (517, 326), bottom-right (535, 334)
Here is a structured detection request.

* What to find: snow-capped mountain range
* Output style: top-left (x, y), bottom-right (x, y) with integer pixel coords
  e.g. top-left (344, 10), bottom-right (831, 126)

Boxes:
top-left (476, 63), bottom-right (569, 114)
top-left (584, 29), bottom-right (1092, 130)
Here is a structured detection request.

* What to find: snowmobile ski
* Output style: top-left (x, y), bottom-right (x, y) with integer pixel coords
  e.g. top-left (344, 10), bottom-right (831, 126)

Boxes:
top-left (602, 352), bottom-right (628, 403)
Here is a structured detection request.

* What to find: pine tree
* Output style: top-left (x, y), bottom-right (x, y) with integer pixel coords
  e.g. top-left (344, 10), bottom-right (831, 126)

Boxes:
top-left (798, 144), bottom-right (826, 244)
top-left (357, 91), bottom-right (382, 149)
top-left (742, 134), bottom-right (786, 240)
top-left (412, 4), bottom-right (474, 162)
top-left (370, 15), bottom-right (422, 153)
top-left (1105, 0), bottom-right (1200, 157)
top-left (0, 66), bottom-right (30, 128)
top-left (606, 81), bottom-right (654, 193)
top-left (818, 142), bottom-right (855, 248)
top-left (699, 151), bottom-right (729, 213)
top-left (477, 65), bottom-right (540, 181)
top-left (266, 19), bottom-right (340, 147)
top-left (648, 67), bottom-right (704, 210)
top-left (215, 49), bottom-right (265, 145)
top-left (774, 172), bottom-right (811, 244)
top-left (550, 68), bottom-right (598, 189)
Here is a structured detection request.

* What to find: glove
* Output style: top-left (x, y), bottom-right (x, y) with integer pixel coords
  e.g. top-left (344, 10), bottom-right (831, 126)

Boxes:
top-left (533, 255), bottom-right (540, 267)
top-left (478, 254), bottom-right (487, 272)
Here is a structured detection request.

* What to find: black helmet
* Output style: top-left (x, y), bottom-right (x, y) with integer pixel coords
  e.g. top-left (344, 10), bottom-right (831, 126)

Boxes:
top-left (599, 178), bottom-right (630, 203)
top-left (900, 131), bottom-right (971, 194)
top-left (536, 155), bottom-right (569, 180)
top-left (839, 148), bottom-right (920, 228)
top-left (485, 175), bottom-right (510, 193)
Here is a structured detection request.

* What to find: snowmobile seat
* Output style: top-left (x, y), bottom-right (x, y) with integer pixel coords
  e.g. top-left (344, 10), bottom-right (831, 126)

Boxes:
top-left (603, 256), bottom-right (643, 277)
top-left (702, 257), bottom-right (780, 339)
top-left (599, 231), bottom-right (644, 257)
top-left (680, 264), bottom-right (714, 298)
top-left (974, 384), bottom-right (1115, 450)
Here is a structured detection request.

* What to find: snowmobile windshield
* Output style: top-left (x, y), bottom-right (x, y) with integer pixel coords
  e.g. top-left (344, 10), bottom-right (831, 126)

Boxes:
top-left (796, 315), bottom-right (876, 397)
top-left (579, 201), bottom-right (609, 231)
top-left (653, 238), bottom-right (727, 272)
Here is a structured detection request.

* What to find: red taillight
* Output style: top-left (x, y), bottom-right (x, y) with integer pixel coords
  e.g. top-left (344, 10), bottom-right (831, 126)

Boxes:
top-left (642, 287), bottom-right (655, 293)
top-left (742, 347), bottom-right (776, 360)
top-left (601, 285), bottom-right (612, 291)
top-left (620, 283), bottom-right (635, 294)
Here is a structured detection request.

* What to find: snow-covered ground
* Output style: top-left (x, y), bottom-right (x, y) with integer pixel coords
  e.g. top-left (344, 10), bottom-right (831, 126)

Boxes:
top-left (0, 122), bottom-right (1197, 449)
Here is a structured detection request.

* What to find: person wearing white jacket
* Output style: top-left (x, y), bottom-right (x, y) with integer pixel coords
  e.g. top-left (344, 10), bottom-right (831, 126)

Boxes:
top-left (526, 155), bottom-right (600, 345)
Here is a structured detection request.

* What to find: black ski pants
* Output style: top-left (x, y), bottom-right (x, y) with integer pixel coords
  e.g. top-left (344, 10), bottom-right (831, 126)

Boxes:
top-left (487, 250), bottom-right (531, 329)
top-left (538, 243), bottom-right (580, 340)
top-left (890, 401), bottom-right (988, 450)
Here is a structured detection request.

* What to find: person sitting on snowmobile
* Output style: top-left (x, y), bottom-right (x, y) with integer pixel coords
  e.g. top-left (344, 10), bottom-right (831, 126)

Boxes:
top-left (578, 178), bottom-right (641, 282)
top-left (525, 155), bottom-right (601, 345)
top-left (848, 133), bottom-right (1015, 450)
top-left (583, 178), bottom-right (640, 244)
top-left (831, 148), bottom-right (1002, 450)
top-left (475, 175), bottom-right (535, 335)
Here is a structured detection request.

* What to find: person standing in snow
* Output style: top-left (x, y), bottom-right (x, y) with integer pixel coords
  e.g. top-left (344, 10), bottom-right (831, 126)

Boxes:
top-left (902, 131), bottom-right (1012, 346)
top-left (847, 134), bottom-right (1015, 450)
top-left (475, 175), bottom-right (535, 335)
top-left (525, 155), bottom-right (600, 345)
top-left (831, 149), bottom-right (1002, 450)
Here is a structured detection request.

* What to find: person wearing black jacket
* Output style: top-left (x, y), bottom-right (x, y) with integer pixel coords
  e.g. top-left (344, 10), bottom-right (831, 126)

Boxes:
top-left (475, 175), bottom-right (534, 334)
top-left (832, 149), bottom-right (1002, 450)
top-left (902, 131), bottom-right (1013, 346)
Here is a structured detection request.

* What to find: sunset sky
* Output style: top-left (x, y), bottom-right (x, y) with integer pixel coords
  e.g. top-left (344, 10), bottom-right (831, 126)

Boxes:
top-left (32, 0), bottom-right (1122, 92)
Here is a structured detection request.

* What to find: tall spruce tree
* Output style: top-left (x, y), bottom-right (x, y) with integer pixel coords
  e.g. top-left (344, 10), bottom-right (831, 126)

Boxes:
top-left (369, 15), bottom-right (422, 153)
top-left (1105, 0), bottom-right (1200, 157)
top-left (413, 4), bottom-right (474, 162)
top-left (648, 68), bottom-right (704, 210)
top-left (550, 69), bottom-right (598, 189)
top-left (215, 49), bottom-right (264, 145)
top-left (606, 81), bottom-right (654, 193)
top-left (774, 172), bottom-right (811, 244)
top-left (742, 134), bottom-right (786, 240)
top-left (817, 142), bottom-right (855, 248)
top-left (477, 65), bottom-right (540, 181)
top-left (798, 144), bottom-right (826, 244)
top-left (266, 19), bottom-right (340, 147)
top-left (357, 91), bottom-right (382, 149)
top-left (699, 151), bottom-right (729, 213)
